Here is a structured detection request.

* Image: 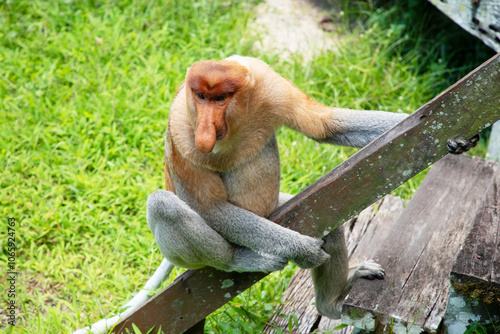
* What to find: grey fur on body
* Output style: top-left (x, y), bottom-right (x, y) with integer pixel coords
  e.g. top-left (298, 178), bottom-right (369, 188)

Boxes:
top-left (147, 189), bottom-right (386, 318)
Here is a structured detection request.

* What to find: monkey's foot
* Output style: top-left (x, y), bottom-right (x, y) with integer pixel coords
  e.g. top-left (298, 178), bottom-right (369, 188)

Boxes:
top-left (446, 134), bottom-right (480, 155)
top-left (355, 260), bottom-right (385, 280)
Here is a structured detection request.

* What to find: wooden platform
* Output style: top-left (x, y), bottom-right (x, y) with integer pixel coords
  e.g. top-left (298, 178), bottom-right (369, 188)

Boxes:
top-left (428, 0), bottom-right (500, 52)
top-left (264, 154), bottom-right (500, 333)
top-left (446, 162), bottom-right (500, 332)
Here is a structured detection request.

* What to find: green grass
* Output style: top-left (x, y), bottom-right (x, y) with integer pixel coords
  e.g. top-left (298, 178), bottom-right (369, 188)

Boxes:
top-left (0, 0), bottom-right (494, 333)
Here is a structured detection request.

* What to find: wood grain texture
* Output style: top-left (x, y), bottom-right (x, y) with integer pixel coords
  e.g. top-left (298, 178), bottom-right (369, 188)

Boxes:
top-left (113, 53), bottom-right (500, 334)
top-left (343, 155), bottom-right (498, 333)
top-left (451, 166), bottom-right (500, 303)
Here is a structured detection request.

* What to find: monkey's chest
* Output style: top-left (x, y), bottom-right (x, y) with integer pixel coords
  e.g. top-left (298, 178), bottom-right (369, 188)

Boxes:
top-left (220, 161), bottom-right (281, 218)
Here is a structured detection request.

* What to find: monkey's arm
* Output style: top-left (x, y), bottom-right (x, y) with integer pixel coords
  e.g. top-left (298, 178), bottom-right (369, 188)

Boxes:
top-left (314, 108), bottom-right (408, 148)
top-left (278, 86), bottom-right (408, 148)
top-left (198, 200), bottom-right (329, 269)
top-left (232, 55), bottom-right (408, 149)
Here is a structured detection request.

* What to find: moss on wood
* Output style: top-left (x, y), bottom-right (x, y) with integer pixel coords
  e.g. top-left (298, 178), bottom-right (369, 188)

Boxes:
top-left (450, 276), bottom-right (500, 304)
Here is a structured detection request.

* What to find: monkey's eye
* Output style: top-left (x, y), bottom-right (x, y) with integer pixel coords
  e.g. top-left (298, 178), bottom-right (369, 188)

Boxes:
top-left (214, 95), bottom-right (226, 102)
top-left (197, 93), bottom-right (205, 100)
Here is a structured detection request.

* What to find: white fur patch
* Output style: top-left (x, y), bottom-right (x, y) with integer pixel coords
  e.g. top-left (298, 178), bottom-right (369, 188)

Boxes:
top-left (225, 55), bottom-right (250, 70)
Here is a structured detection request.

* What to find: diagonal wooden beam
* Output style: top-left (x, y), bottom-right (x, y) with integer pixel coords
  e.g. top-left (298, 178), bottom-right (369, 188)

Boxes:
top-left (113, 53), bottom-right (500, 334)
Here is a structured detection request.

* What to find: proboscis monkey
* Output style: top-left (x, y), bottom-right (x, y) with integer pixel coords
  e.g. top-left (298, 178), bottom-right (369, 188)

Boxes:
top-left (147, 56), bottom-right (408, 319)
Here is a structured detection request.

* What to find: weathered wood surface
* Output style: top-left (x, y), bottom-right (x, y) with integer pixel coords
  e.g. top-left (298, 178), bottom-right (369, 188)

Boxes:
top-left (443, 138), bottom-right (500, 332)
top-left (450, 166), bottom-right (500, 302)
top-left (428, 0), bottom-right (500, 52)
top-left (342, 155), bottom-right (499, 333)
top-left (264, 196), bottom-right (405, 334)
top-left (113, 53), bottom-right (500, 334)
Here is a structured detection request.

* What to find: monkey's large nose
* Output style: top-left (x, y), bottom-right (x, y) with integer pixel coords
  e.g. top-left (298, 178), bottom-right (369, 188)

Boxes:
top-left (195, 106), bottom-right (226, 153)
top-left (195, 124), bottom-right (217, 153)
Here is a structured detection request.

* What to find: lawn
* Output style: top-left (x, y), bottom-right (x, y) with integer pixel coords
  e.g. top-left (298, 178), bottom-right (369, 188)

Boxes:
top-left (0, 0), bottom-right (494, 333)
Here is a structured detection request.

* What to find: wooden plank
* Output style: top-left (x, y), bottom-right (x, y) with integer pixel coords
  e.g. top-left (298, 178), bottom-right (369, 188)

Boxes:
top-left (450, 166), bottom-right (500, 301)
top-left (263, 196), bottom-right (405, 334)
top-left (343, 195), bottom-right (406, 265)
top-left (442, 153), bottom-right (500, 333)
top-left (342, 155), bottom-right (499, 333)
top-left (111, 268), bottom-right (264, 334)
top-left (427, 0), bottom-right (500, 52)
top-left (113, 53), bottom-right (500, 334)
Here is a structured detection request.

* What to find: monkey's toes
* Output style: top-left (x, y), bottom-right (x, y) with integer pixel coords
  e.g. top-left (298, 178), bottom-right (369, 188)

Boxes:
top-left (366, 270), bottom-right (385, 280)
top-left (358, 260), bottom-right (385, 280)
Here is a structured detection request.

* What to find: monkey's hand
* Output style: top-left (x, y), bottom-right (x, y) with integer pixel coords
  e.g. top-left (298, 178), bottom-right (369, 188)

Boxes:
top-left (289, 238), bottom-right (330, 269)
top-left (446, 134), bottom-right (480, 155)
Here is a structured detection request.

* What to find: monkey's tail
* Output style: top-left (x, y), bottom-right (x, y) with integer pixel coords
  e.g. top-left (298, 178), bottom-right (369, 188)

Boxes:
top-left (72, 258), bottom-right (175, 334)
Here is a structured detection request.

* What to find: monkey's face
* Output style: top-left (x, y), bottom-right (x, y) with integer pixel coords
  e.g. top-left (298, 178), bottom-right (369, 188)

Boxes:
top-left (191, 91), bottom-right (230, 153)
top-left (186, 60), bottom-right (251, 154)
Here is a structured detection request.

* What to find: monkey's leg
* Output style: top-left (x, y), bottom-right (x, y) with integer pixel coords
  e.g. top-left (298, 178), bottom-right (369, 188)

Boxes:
top-left (200, 201), bottom-right (329, 269)
top-left (310, 227), bottom-right (349, 319)
top-left (310, 226), bottom-right (385, 319)
top-left (147, 190), bottom-right (286, 273)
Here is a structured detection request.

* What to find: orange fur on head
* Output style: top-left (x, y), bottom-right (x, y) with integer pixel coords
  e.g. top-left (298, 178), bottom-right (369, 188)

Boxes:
top-left (186, 60), bottom-right (250, 153)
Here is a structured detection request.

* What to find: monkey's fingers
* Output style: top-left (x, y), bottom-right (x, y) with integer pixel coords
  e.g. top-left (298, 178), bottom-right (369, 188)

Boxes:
top-left (468, 134), bottom-right (480, 148)
top-left (446, 134), bottom-right (480, 155)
